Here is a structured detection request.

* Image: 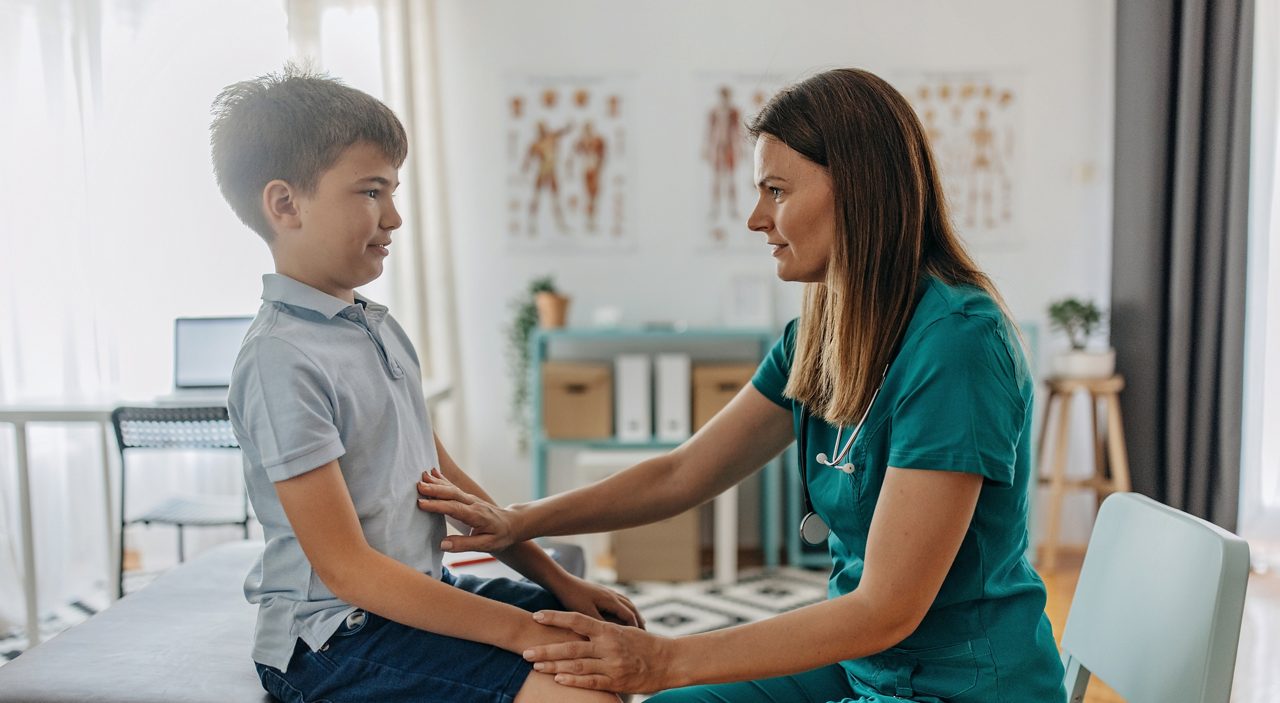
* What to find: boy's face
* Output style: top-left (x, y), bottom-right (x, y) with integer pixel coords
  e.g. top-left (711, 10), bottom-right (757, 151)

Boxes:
top-left (271, 141), bottom-right (401, 302)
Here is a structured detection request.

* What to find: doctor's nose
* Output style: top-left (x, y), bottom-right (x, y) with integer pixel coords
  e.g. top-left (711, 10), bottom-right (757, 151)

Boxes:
top-left (746, 200), bottom-right (772, 233)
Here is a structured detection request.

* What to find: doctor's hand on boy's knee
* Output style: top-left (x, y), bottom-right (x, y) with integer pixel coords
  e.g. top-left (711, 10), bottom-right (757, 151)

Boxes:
top-left (418, 470), bottom-right (645, 630)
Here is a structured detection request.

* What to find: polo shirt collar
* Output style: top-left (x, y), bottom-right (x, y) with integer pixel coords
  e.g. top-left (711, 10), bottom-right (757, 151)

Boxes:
top-left (261, 273), bottom-right (388, 322)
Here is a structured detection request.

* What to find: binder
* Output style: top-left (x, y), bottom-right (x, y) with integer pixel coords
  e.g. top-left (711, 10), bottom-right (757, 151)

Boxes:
top-left (614, 353), bottom-right (651, 442)
top-left (654, 353), bottom-right (692, 441)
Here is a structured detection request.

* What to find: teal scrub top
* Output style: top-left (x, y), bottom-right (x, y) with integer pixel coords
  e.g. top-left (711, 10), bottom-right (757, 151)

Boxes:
top-left (752, 277), bottom-right (1066, 703)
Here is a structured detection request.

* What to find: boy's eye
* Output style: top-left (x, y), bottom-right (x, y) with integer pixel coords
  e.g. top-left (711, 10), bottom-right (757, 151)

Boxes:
top-left (365, 189), bottom-right (380, 199)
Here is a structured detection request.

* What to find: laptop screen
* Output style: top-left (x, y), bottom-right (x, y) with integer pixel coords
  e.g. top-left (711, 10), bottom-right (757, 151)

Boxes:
top-left (174, 316), bottom-right (253, 389)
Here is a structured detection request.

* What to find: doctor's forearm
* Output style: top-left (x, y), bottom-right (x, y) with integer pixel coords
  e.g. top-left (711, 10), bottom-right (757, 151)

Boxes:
top-left (667, 591), bottom-right (913, 688)
top-left (511, 451), bottom-right (709, 539)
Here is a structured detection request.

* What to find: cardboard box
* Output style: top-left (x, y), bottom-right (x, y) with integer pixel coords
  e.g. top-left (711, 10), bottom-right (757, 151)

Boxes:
top-left (542, 362), bottom-right (613, 439)
top-left (692, 363), bottom-right (759, 431)
top-left (612, 508), bottom-right (702, 582)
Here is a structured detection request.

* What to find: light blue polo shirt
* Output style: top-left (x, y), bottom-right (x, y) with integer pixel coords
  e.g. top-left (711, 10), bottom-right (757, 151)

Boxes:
top-left (228, 273), bottom-right (444, 672)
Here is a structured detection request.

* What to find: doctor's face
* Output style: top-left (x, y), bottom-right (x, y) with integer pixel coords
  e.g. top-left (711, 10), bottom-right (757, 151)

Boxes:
top-left (747, 135), bottom-right (837, 283)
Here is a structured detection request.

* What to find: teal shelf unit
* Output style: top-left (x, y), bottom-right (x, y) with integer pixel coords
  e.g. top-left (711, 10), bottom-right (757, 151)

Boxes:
top-left (529, 327), bottom-right (784, 569)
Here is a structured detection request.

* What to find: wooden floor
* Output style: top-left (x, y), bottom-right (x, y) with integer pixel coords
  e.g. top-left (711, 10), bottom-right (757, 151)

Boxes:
top-left (1041, 549), bottom-right (1280, 703)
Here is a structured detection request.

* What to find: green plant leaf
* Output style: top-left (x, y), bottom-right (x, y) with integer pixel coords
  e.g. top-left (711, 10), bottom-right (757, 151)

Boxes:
top-left (505, 275), bottom-right (558, 454)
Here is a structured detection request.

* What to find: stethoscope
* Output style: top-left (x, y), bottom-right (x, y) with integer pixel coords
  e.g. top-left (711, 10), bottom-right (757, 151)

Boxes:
top-left (796, 366), bottom-right (887, 546)
top-left (793, 283), bottom-right (924, 547)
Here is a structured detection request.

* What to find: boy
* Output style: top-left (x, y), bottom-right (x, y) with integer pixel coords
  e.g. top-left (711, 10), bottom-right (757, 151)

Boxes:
top-left (211, 65), bottom-right (634, 703)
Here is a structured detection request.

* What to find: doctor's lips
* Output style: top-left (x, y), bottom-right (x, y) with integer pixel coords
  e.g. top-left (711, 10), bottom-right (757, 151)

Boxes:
top-left (768, 240), bottom-right (788, 256)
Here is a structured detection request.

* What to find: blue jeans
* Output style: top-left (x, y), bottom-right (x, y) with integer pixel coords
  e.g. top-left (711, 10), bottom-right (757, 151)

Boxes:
top-left (255, 569), bottom-right (562, 703)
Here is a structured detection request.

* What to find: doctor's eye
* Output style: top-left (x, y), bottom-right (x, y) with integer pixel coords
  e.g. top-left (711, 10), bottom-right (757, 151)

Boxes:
top-left (768, 186), bottom-right (783, 200)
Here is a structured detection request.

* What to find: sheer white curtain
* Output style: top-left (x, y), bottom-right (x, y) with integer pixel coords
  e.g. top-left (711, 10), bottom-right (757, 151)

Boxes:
top-left (0, 0), bottom-right (460, 631)
top-left (0, 0), bottom-right (289, 629)
top-left (0, 0), bottom-right (109, 632)
top-left (1242, 0), bottom-right (1280, 571)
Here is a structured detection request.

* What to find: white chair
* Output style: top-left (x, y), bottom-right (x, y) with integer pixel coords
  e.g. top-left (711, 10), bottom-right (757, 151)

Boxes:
top-left (1061, 492), bottom-right (1250, 703)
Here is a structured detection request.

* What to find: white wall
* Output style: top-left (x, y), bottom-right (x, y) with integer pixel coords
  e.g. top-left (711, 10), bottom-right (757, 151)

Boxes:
top-left (434, 0), bottom-right (1115, 546)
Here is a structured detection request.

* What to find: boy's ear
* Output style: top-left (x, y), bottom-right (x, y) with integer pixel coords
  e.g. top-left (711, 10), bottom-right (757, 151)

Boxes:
top-left (262, 180), bottom-right (303, 232)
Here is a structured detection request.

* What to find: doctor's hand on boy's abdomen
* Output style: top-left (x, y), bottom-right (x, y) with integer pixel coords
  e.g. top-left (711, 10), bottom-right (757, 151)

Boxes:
top-left (417, 468), bottom-right (522, 552)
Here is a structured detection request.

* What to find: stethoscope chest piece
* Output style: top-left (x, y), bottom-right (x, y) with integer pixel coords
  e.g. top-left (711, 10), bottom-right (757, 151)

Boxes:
top-left (799, 511), bottom-right (830, 546)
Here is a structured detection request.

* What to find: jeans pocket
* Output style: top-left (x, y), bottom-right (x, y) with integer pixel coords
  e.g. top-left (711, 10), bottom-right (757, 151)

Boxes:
top-left (258, 666), bottom-right (307, 703)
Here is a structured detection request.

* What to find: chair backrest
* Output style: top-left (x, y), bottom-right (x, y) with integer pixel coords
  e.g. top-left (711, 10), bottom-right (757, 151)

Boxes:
top-left (111, 406), bottom-right (239, 452)
top-left (1061, 492), bottom-right (1250, 703)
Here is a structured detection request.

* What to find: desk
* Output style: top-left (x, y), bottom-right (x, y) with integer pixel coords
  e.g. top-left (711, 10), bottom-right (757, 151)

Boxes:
top-left (0, 403), bottom-right (116, 647)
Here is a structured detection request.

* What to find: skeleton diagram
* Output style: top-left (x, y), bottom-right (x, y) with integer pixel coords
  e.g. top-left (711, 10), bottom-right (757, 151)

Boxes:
top-left (966, 108), bottom-right (1006, 228)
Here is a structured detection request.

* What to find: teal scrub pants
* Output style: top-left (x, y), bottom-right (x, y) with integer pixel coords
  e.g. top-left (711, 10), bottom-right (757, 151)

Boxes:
top-left (648, 664), bottom-right (856, 703)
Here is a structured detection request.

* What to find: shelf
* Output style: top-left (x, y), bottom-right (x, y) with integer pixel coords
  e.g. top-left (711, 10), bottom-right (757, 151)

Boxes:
top-left (529, 325), bottom-right (784, 577)
top-left (535, 327), bottom-right (774, 342)
top-left (540, 437), bottom-right (684, 450)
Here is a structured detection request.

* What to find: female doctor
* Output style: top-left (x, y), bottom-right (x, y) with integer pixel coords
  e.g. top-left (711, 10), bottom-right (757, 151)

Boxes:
top-left (418, 68), bottom-right (1066, 703)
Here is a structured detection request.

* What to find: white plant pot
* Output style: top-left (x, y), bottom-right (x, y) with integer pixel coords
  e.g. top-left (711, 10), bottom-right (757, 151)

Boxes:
top-left (1052, 348), bottom-right (1116, 379)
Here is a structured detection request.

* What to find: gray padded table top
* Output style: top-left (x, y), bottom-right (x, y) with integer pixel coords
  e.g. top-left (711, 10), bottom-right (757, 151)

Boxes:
top-left (0, 541), bottom-right (271, 703)
top-left (0, 540), bottom-right (585, 703)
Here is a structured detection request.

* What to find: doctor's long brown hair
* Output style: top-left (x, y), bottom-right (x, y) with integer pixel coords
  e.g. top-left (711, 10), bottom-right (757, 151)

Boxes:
top-left (749, 68), bottom-right (1011, 426)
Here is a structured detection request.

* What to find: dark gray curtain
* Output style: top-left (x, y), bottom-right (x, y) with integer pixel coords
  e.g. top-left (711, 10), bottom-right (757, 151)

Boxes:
top-left (1111, 0), bottom-right (1253, 529)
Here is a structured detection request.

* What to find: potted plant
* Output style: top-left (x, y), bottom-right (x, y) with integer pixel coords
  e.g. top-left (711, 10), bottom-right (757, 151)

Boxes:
top-left (533, 279), bottom-right (570, 329)
top-left (1047, 297), bottom-right (1115, 378)
top-left (505, 276), bottom-right (568, 453)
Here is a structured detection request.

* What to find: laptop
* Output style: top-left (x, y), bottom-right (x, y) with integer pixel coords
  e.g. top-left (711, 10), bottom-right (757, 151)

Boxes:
top-left (154, 316), bottom-right (254, 405)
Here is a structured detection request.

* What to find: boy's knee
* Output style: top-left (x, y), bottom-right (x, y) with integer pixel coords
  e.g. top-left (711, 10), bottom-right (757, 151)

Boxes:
top-left (513, 672), bottom-right (619, 703)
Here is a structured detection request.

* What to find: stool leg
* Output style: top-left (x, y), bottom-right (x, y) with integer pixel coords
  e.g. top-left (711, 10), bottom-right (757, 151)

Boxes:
top-left (1105, 393), bottom-right (1132, 493)
top-left (1042, 391), bottom-right (1073, 572)
top-left (1036, 390), bottom-right (1056, 475)
top-left (177, 525), bottom-right (185, 563)
top-left (1089, 392), bottom-right (1106, 513)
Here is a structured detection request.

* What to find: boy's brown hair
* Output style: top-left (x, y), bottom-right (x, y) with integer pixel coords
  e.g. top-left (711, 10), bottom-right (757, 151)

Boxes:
top-left (210, 63), bottom-right (408, 240)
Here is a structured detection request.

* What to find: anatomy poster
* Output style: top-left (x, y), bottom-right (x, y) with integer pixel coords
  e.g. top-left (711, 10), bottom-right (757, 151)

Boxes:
top-left (505, 76), bottom-right (632, 250)
top-left (893, 71), bottom-right (1021, 248)
top-left (696, 74), bottom-right (785, 251)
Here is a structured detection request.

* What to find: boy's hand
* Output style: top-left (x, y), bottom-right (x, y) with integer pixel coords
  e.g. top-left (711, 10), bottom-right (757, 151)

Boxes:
top-left (417, 470), bottom-right (520, 552)
top-left (549, 574), bottom-right (645, 630)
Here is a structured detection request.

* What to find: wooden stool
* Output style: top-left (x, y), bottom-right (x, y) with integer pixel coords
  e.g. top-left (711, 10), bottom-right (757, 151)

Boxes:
top-left (1036, 374), bottom-right (1132, 571)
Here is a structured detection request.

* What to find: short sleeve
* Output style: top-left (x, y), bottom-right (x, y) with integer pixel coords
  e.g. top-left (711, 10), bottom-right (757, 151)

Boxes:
top-left (228, 336), bottom-right (345, 483)
top-left (751, 319), bottom-right (798, 410)
top-left (887, 313), bottom-right (1026, 487)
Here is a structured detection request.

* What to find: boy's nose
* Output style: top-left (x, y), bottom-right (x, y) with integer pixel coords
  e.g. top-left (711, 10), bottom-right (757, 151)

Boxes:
top-left (382, 202), bottom-right (403, 230)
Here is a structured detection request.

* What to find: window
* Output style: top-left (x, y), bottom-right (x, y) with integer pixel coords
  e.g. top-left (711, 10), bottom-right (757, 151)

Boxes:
top-left (1241, 0), bottom-right (1280, 569)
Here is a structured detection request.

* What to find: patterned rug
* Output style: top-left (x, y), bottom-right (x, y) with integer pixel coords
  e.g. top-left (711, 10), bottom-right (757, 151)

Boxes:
top-left (616, 567), bottom-right (829, 638)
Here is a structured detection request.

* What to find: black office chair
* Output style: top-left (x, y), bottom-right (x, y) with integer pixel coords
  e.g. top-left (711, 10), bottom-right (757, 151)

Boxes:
top-left (112, 406), bottom-right (248, 597)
